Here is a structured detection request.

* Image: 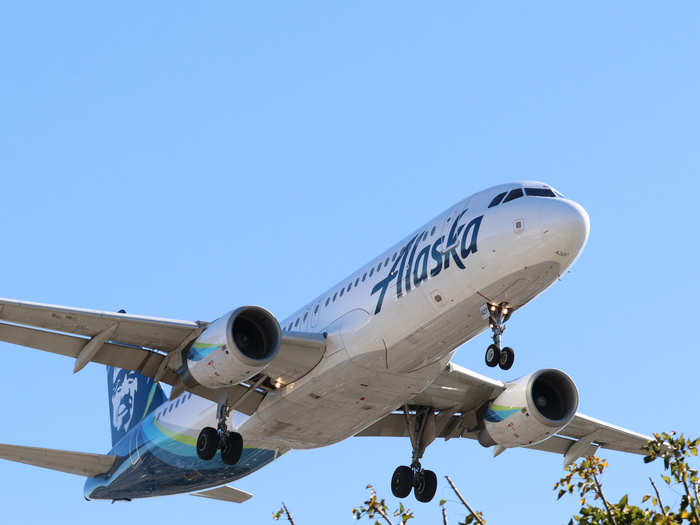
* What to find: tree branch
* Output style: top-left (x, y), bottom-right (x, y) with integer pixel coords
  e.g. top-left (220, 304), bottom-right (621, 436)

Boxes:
top-left (591, 470), bottom-right (617, 525)
top-left (282, 502), bottom-right (296, 525)
top-left (681, 478), bottom-right (700, 523)
top-left (444, 476), bottom-right (485, 525)
top-left (442, 506), bottom-right (449, 525)
top-left (648, 477), bottom-right (668, 517)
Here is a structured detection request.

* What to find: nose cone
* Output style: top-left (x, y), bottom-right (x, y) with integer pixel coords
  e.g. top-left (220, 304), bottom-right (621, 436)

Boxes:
top-left (542, 198), bottom-right (590, 264)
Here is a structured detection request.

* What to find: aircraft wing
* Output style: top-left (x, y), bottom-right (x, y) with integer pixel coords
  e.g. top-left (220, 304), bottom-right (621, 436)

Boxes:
top-left (191, 485), bottom-right (253, 503)
top-left (0, 298), bottom-right (325, 413)
top-left (0, 443), bottom-right (117, 477)
top-left (357, 362), bottom-right (652, 465)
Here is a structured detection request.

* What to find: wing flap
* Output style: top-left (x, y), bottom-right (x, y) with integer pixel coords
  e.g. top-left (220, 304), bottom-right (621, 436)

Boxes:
top-left (0, 298), bottom-right (199, 352)
top-left (0, 321), bottom-right (157, 370)
top-left (191, 485), bottom-right (253, 503)
top-left (0, 443), bottom-right (116, 477)
top-left (561, 413), bottom-right (651, 455)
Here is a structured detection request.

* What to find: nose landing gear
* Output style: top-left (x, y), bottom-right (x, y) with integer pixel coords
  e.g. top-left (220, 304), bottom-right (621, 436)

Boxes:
top-left (390, 406), bottom-right (438, 503)
top-left (483, 302), bottom-right (515, 370)
top-left (196, 400), bottom-right (243, 465)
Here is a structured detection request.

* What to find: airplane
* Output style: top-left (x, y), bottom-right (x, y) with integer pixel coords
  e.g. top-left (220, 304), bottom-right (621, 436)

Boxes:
top-left (0, 181), bottom-right (653, 505)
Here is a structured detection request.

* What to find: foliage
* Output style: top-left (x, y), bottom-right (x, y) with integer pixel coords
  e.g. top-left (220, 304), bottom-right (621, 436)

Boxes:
top-left (554, 432), bottom-right (700, 524)
top-left (351, 485), bottom-right (414, 525)
top-left (274, 432), bottom-right (700, 525)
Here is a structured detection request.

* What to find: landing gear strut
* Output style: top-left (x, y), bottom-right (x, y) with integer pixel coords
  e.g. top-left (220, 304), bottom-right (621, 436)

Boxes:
top-left (196, 399), bottom-right (243, 465)
top-left (484, 302), bottom-right (515, 370)
top-left (391, 406), bottom-right (438, 503)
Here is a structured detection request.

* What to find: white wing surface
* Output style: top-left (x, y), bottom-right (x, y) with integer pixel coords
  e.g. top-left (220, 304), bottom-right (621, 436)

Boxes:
top-left (0, 298), bottom-right (325, 413)
top-left (0, 443), bottom-right (116, 477)
top-left (357, 362), bottom-right (652, 465)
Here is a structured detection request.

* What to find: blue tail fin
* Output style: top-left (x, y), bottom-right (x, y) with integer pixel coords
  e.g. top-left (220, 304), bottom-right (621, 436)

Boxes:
top-left (106, 366), bottom-right (167, 446)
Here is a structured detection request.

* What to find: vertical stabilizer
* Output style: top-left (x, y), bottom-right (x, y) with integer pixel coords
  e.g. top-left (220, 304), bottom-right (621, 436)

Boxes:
top-left (106, 366), bottom-right (167, 446)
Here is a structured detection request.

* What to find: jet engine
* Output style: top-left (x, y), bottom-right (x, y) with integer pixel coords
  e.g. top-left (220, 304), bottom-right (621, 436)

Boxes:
top-left (180, 306), bottom-right (282, 389)
top-left (478, 369), bottom-right (578, 449)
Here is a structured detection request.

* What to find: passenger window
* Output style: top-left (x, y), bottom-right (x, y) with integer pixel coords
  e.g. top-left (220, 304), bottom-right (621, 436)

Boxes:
top-left (369, 268), bottom-right (374, 277)
top-left (339, 288), bottom-right (344, 297)
top-left (488, 191), bottom-right (508, 208)
top-left (295, 318), bottom-right (299, 327)
top-left (347, 283), bottom-right (352, 292)
top-left (288, 323), bottom-right (293, 331)
top-left (384, 257), bottom-right (389, 266)
top-left (525, 188), bottom-right (557, 198)
top-left (325, 298), bottom-right (330, 306)
top-left (377, 263), bottom-right (382, 271)
top-left (392, 252), bottom-right (397, 261)
top-left (362, 272), bottom-right (367, 281)
top-left (503, 188), bottom-right (524, 203)
top-left (303, 312), bottom-right (308, 321)
top-left (314, 304), bottom-right (319, 314)
top-left (355, 277), bottom-right (360, 286)
top-left (333, 292), bottom-right (337, 301)
top-left (430, 226), bottom-right (436, 236)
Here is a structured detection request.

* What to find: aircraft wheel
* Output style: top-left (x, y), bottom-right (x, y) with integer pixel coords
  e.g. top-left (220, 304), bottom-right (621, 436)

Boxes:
top-left (414, 469), bottom-right (437, 503)
top-left (221, 432), bottom-right (243, 465)
top-left (485, 344), bottom-right (501, 367)
top-left (391, 465), bottom-right (413, 498)
top-left (196, 427), bottom-right (219, 460)
top-left (499, 347), bottom-right (515, 370)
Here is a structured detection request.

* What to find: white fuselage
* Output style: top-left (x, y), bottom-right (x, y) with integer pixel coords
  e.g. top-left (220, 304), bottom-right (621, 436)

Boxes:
top-left (161, 181), bottom-right (589, 455)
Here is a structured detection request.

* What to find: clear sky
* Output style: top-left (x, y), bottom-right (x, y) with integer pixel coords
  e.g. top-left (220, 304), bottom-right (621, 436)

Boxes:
top-left (1, 2), bottom-right (699, 523)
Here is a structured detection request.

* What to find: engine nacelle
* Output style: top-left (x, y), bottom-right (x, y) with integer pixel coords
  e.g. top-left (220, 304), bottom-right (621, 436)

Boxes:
top-left (180, 306), bottom-right (282, 389)
top-left (478, 369), bottom-right (578, 449)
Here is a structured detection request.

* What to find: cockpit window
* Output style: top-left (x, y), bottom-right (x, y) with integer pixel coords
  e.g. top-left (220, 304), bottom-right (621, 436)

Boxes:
top-left (503, 188), bottom-right (524, 203)
top-left (525, 188), bottom-right (557, 198)
top-left (488, 191), bottom-right (508, 208)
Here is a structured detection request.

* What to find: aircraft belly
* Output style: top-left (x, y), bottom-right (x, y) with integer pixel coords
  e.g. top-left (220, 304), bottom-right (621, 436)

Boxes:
top-left (242, 243), bottom-right (568, 451)
top-left (241, 357), bottom-right (442, 450)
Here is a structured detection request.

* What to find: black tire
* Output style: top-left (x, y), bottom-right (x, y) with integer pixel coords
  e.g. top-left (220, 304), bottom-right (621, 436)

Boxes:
top-left (196, 427), bottom-right (219, 461)
top-left (391, 466), bottom-right (413, 499)
top-left (499, 347), bottom-right (515, 370)
top-left (221, 432), bottom-right (243, 465)
top-left (485, 344), bottom-right (500, 367)
top-left (414, 469), bottom-right (437, 503)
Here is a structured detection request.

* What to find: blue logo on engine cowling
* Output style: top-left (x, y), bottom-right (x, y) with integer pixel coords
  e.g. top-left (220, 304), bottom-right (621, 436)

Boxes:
top-left (371, 212), bottom-right (483, 314)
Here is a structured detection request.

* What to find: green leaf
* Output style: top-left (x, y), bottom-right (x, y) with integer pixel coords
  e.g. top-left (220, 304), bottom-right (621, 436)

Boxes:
top-left (661, 475), bottom-right (671, 485)
top-left (618, 494), bottom-right (628, 507)
top-left (642, 495), bottom-right (650, 503)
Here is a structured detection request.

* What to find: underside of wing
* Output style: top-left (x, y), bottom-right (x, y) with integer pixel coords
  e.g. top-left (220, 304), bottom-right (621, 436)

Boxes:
top-left (357, 361), bottom-right (652, 466)
top-left (191, 485), bottom-right (253, 503)
top-left (0, 298), bottom-right (326, 415)
top-left (0, 443), bottom-right (116, 477)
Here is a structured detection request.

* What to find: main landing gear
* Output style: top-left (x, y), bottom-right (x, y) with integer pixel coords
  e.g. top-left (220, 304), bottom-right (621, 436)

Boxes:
top-left (484, 302), bottom-right (515, 370)
top-left (196, 401), bottom-right (243, 465)
top-left (391, 406), bottom-right (438, 503)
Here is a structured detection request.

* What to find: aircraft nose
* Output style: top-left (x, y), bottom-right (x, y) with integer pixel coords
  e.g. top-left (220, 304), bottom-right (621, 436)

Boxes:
top-left (541, 198), bottom-right (590, 260)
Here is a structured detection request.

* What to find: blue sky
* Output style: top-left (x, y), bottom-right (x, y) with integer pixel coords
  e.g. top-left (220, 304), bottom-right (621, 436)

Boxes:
top-left (1, 2), bottom-right (699, 523)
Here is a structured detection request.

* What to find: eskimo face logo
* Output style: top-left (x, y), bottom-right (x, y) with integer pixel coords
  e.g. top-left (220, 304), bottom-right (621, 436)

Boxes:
top-left (371, 211), bottom-right (483, 314)
top-left (110, 368), bottom-right (139, 432)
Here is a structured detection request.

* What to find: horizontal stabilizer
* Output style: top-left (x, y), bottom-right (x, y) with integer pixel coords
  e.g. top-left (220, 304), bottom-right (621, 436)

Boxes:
top-left (0, 443), bottom-right (116, 477)
top-left (191, 485), bottom-right (253, 503)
